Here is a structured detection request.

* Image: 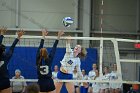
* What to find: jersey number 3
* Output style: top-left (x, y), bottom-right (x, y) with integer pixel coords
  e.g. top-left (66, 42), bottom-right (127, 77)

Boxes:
top-left (0, 61), bottom-right (4, 67)
top-left (40, 66), bottom-right (49, 75)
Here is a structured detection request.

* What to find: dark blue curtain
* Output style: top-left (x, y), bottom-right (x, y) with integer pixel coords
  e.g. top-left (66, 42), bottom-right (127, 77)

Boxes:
top-left (8, 47), bottom-right (97, 93)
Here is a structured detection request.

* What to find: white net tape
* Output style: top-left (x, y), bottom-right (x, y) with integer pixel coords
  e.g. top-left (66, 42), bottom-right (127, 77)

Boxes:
top-left (10, 79), bottom-right (140, 84)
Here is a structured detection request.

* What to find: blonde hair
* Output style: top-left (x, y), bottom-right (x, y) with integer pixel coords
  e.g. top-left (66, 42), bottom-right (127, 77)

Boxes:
top-left (36, 48), bottom-right (48, 68)
top-left (78, 47), bottom-right (87, 59)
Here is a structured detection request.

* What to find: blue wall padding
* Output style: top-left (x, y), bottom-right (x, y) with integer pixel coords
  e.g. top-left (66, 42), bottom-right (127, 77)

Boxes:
top-left (7, 47), bottom-right (97, 93)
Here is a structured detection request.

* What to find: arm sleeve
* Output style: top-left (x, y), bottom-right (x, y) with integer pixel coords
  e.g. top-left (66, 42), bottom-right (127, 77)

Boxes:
top-left (49, 40), bottom-right (59, 62)
top-left (36, 39), bottom-right (44, 58)
top-left (5, 38), bottom-right (19, 61)
top-left (0, 35), bottom-right (4, 44)
top-left (36, 39), bottom-right (44, 67)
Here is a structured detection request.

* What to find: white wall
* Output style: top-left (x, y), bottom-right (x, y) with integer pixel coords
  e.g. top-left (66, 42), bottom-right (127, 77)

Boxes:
top-left (0, 0), bottom-right (16, 27)
top-left (0, 0), bottom-right (76, 29)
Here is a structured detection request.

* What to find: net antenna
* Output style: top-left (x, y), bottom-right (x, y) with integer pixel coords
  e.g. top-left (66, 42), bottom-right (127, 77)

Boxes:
top-left (99, 0), bottom-right (104, 77)
top-left (99, 0), bottom-right (122, 81)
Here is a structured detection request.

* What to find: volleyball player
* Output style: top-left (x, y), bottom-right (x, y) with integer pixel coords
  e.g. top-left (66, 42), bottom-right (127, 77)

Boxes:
top-left (52, 65), bottom-right (59, 93)
top-left (55, 37), bottom-right (87, 93)
top-left (36, 30), bottom-right (64, 93)
top-left (73, 66), bottom-right (80, 93)
top-left (0, 27), bottom-right (24, 93)
top-left (88, 63), bottom-right (97, 93)
top-left (100, 66), bottom-right (110, 93)
top-left (80, 69), bottom-right (89, 93)
top-left (110, 63), bottom-right (122, 93)
top-left (52, 65), bottom-right (59, 79)
top-left (92, 69), bottom-right (101, 93)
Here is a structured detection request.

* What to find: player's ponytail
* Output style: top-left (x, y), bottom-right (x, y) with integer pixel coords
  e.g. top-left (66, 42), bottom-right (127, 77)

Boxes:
top-left (78, 47), bottom-right (87, 59)
top-left (36, 48), bottom-right (49, 68)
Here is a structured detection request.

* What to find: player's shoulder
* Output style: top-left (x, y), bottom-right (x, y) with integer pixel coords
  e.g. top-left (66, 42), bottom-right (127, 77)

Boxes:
top-left (20, 76), bottom-right (25, 79)
top-left (89, 70), bottom-right (94, 73)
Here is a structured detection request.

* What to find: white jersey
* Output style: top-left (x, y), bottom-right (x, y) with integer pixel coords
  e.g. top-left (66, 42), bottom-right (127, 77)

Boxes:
top-left (52, 71), bottom-right (58, 79)
top-left (100, 73), bottom-right (110, 89)
top-left (73, 72), bottom-right (80, 86)
top-left (60, 43), bottom-right (82, 77)
top-left (81, 75), bottom-right (88, 86)
top-left (110, 71), bottom-right (122, 89)
top-left (88, 70), bottom-right (95, 80)
top-left (92, 77), bottom-right (101, 93)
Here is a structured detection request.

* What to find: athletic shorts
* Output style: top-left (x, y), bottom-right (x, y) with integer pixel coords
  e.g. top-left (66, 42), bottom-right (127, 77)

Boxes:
top-left (89, 83), bottom-right (92, 87)
top-left (74, 85), bottom-right (79, 88)
top-left (0, 79), bottom-right (10, 90)
top-left (80, 86), bottom-right (88, 93)
top-left (57, 71), bottom-right (73, 80)
top-left (38, 78), bottom-right (55, 92)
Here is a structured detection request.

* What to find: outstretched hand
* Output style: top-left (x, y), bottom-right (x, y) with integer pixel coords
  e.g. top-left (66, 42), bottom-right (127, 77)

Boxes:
top-left (17, 29), bottom-right (25, 39)
top-left (57, 31), bottom-right (64, 39)
top-left (42, 29), bottom-right (49, 39)
top-left (0, 27), bottom-right (7, 35)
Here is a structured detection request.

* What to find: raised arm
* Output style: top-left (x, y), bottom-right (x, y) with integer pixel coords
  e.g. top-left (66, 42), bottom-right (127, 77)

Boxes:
top-left (36, 30), bottom-right (48, 57)
top-left (66, 36), bottom-right (72, 53)
top-left (5, 29), bottom-right (24, 61)
top-left (0, 27), bottom-right (7, 44)
top-left (49, 31), bottom-right (64, 60)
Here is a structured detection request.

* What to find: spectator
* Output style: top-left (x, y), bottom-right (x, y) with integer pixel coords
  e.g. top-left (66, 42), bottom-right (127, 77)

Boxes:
top-left (100, 66), bottom-right (110, 93)
top-left (80, 69), bottom-right (89, 93)
top-left (110, 63), bottom-right (122, 93)
top-left (92, 69), bottom-right (101, 93)
top-left (11, 69), bottom-right (27, 93)
top-left (88, 63), bottom-right (97, 93)
top-left (52, 65), bottom-right (59, 79)
top-left (52, 65), bottom-right (59, 93)
top-left (73, 66), bottom-right (80, 93)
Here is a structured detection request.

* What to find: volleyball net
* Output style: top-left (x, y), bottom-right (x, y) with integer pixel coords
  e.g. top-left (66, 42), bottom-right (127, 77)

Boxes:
top-left (2, 35), bottom-right (140, 84)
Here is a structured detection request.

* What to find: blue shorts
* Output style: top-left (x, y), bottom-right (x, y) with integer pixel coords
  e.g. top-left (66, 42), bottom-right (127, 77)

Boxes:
top-left (57, 71), bottom-right (73, 80)
top-left (38, 78), bottom-right (55, 92)
top-left (80, 86), bottom-right (88, 93)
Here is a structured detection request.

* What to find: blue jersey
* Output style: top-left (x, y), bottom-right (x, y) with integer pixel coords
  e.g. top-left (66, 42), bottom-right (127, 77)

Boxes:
top-left (36, 39), bottom-right (59, 79)
top-left (0, 35), bottom-right (19, 81)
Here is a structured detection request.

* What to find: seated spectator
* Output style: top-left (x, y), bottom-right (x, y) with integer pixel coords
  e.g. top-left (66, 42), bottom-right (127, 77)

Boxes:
top-left (52, 65), bottom-right (59, 79)
top-left (88, 63), bottom-right (97, 93)
top-left (11, 69), bottom-right (27, 93)
top-left (26, 83), bottom-right (39, 93)
top-left (100, 66), bottom-right (110, 93)
top-left (110, 63), bottom-right (122, 93)
top-left (73, 66), bottom-right (80, 93)
top-left (52, 65), bottom-right (59, 93)
top-left (80, 69), bottom-right (89, 93)
top-left (92, 69), bottom-right (101, 93)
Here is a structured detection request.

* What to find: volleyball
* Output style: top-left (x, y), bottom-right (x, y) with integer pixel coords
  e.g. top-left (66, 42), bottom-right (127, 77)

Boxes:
top-left (62, 17), bottom-right (74, 27)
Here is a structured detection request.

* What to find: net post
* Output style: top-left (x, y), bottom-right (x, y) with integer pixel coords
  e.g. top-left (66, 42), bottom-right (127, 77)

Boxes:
top-left (111, 39), bottom-right (122, 81)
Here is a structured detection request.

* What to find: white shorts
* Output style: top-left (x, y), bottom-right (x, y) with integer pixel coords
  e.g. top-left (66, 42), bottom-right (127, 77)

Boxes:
top-left (110, 83), bottom-right (122, 89)
top-left (92, 85), bottom-right (100, 92)
top-left (100, 83), bottom-right (109, 89)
